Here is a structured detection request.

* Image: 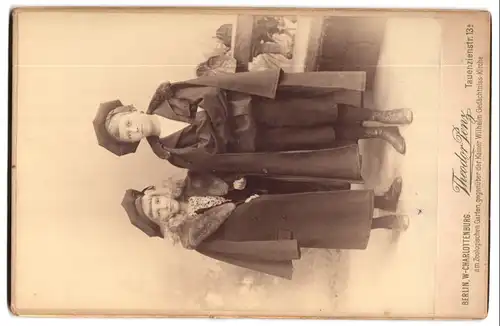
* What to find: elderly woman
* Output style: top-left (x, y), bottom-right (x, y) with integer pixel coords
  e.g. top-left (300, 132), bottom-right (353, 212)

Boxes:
top-left (121, 172), bottom-right (409, 279)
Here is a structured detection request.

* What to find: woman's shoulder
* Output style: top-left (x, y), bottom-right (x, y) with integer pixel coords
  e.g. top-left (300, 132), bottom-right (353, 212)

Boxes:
top-left (147, 82), bottom-right (174, 113)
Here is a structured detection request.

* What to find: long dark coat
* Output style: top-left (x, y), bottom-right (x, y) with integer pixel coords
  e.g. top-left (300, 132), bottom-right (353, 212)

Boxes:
top-left (183, 172), bottom-right (374, 279)
top-left (146, 69), bottom-right (366, 182)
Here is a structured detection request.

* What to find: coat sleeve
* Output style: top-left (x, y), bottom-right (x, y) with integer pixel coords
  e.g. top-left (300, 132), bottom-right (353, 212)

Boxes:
top-left (197, 249), bottom-right (295, 280)
top-left (196, 238), bottom-right (300, 279)
top-left (184, 170), bottom-right (230, 196)
top-left (184, 170), bottom-right (252, 196)
top-left (200, 87), bottom-right (233, 149)
top-left (197, 239), bottom-right (301, 262)
top-left (146, 81), bottom-right (174, 113)
top-left (184, 69), bottom-right (366, 99)
top-left (185, 69), bottom-right (282, 99)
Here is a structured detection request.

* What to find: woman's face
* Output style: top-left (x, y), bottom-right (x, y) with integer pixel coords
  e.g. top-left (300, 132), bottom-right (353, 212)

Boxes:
top-left (141, 190), bottom-right (180, 222)
top-left (108, 111), bottom-right (152, 143)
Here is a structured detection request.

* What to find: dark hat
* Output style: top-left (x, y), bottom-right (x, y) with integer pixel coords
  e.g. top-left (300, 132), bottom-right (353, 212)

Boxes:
top-left (121, 189), bottom-right (163, 238)
top-left (93, 100), bottom-right (140, 156)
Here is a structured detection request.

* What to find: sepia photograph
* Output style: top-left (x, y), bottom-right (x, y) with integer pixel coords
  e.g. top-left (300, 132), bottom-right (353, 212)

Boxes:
top-left (9, 7), bottom-right (492, 319)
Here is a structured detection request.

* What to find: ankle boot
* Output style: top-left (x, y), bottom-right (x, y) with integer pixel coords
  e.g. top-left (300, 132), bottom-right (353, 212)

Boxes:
top-left (390, 215), bottom-right (410, 231)
top-left (375, 177), bottom-right (403, 211)
top-left (363, 127), bottom-right (406, 154)
top-left (371, 214), bottom-right (410, 231)
top-left (372, 109), bottom-right (413, 125)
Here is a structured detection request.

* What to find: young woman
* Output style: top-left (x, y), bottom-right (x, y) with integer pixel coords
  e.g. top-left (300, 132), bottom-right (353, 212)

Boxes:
top-left (94, 69), bottom-right (413, 184)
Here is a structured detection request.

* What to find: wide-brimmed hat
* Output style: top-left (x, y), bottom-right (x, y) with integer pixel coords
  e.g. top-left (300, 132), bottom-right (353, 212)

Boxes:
top-left (93, 100), bottom-right (140, 156)
top-left (121, 189), bottom-right (163, 238)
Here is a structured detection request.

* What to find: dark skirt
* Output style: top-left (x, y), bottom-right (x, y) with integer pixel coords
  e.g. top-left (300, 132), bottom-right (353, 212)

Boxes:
top-left (233, 94), bottom-right (356, 152)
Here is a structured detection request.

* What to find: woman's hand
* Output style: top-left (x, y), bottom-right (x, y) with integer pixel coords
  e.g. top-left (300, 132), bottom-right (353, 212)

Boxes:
top-left (245, 194), bottom-right (260, 203)
top-left (233, 177), bottom-right (247, 190)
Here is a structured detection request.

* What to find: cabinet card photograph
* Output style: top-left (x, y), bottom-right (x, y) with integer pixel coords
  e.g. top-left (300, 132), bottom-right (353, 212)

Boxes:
top-left (9, 7), bottom-right (492, 319)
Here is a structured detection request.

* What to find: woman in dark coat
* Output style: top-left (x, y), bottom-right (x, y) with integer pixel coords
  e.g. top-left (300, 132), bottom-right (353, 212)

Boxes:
top-left (94, 69), bottom-right (413, 185)
top-left (121, 171), bottom-right (409, 279)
